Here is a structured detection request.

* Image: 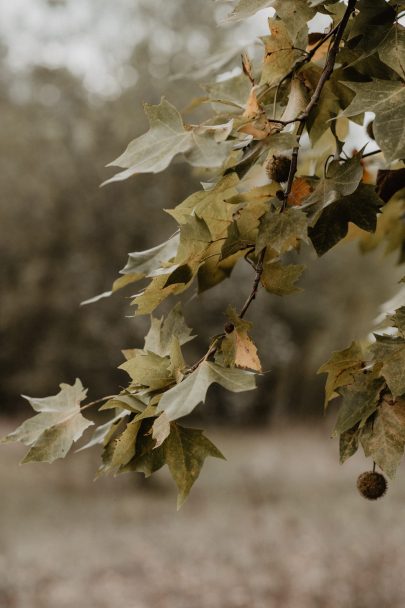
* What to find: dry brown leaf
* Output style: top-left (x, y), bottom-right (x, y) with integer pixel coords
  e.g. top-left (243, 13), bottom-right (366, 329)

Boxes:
top-left (288, 177), bottom-right (313, 206)
top-left (241, 51), bottom-right (254, 84)
top-left (234, 330), bottom-right (262, 372)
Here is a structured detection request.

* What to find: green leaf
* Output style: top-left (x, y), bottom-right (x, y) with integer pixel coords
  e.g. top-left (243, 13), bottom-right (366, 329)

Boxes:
top-left (164, 424), bottom-right (225, 509)
top-left (157, 361), bottom-right (256, 421)
top-left (103, 99), bottom-right (193, 185)
top-left (185, 121), bottom-right (234, 169)
top-left (103, 100), bottom-right (234, 184)
top-left (260, 19), bottom-right (303, 87)
top-left (378, 24), bottom-right (405, 79)
top-left (362, 400), bottom-right (405, 478)
top-left (151, 412), bottom-right (171, 448)
top-left (78, 410), bottom-right (127, 452)
top-left (318, 341), bottom-right (364, 407)
top-left (1, 379), bottom-right (93, 463)
top-left (305, 154), bottom-right (364, 211)
top-left (261, 262), bottom-right (305, 296)
top-left (371, 335), bottom-right (405, 398)
top-left (81, 235), bottom-right (180, 305)
top-left (339, 80), bottom-right (405, 162)
top-left (119, 351), bottom-right (173, 391)
top-left (348, 0), bottom-right (396, 57)
top-left (144, 304), bottom-right (195, 357)
top-left (121, 235), bottom-right (179, 277)
top-left (121, 423), bottom-right (166, 478)
top-left (99, 417), bottom-right (142, 475)
top-left (132, 273), bottom-right (190, 316)
top-left (273, 0), bottom-right (316, 43)
top-left (168, 174), bottom-right (238, 241)
top-left (309, 184), bottom-right (382, 256)
top-left (340, 425), bottom-right (360, 464)
top-left (256, 207), bottom-right (309, 255)
top-left (334, 376), bottom-right (384, 436)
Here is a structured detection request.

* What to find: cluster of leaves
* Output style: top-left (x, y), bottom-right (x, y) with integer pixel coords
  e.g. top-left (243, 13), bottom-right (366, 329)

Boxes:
top-left (3, 0), bottom-right (405, 504)
top-left (322, 298), bottom-right (405, 479)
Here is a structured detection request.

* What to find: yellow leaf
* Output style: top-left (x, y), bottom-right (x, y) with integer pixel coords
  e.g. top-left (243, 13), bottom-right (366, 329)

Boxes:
top-left (234, 330), bottom-right (262, 372)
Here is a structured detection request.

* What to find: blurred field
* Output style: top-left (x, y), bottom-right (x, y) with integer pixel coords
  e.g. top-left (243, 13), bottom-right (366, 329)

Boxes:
top-left (1, 420), bottom-right (405, 608)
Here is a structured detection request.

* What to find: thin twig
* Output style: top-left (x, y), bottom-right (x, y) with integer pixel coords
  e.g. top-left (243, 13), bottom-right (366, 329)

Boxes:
top-left (238, 249), bottom-right (266, 319)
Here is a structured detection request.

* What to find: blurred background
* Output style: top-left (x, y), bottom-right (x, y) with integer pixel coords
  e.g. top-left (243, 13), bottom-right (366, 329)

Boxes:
top-left (1, 1), bottom-right (405, 607)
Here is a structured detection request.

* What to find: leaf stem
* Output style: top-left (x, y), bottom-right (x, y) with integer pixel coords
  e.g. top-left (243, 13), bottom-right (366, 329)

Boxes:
top-left (80, 395), bottom-right (117, 412)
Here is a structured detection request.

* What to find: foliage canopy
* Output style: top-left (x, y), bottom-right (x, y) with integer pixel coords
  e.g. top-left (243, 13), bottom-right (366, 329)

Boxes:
top-left (3, 0), bottom-right (405, 506)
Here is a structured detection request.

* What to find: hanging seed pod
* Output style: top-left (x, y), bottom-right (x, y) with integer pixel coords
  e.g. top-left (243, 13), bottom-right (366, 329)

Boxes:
top-left (265, 156), bottom-right (291, 183)
top-left (357, 471), bottom-right (387, 500)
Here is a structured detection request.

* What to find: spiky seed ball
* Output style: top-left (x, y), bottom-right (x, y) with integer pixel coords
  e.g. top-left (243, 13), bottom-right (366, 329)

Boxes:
top-left (357, 471), bottom-right (387, 500)
top-left (266, 156), bottom-right (291, 183)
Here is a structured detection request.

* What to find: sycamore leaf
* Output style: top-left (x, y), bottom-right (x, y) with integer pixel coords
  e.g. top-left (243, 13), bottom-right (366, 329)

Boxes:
top-left (1, 379), bottom-right (93, 463)
top-left (378, 24), bottom-right (405, 79)
top-left (362, 400), bottom-right (405, 478)
top-left (164, 424), bottom-right (225, 508)
top-left (167, 174), bottom-right (238, 241)
top-left (103, 100), bottom-right (233, 184)
top-left (261, 262), bottom-right (305, 296)
top-left (122, 235), bottom-right (179, 277)
top-left (144, 304), bottom-right (195, 357)
top-left (185, 121), bottom-right (234, 169)
top-left (151, 412), bottom-right (171, 448)
top-left (119, 422), bottom-right (166, 477)
top-left (169, 336), bottom-right (187, 383)
top-left (99, 418), bottom-right (142, 475)
top-left (340, 425), bottom-right (360, 464)
top-left (157, 361), bottom-right (256, 421)
top-left (273, 0), bottom-right (316, 43)
top-left (348, 0), bottom-right (396, 57)
top-left (81, 235), bottom-right (180, 305)
top-left (103, 99), bottom-right (193, 185)
top-left (260, 19), bottom-right (303, 87)
top-left (119, 351), bottom-right (173, 391)
top-left (256, 207), bottom-right (309, 255)
top-left (78, 410), bottom-right (127, 452)
top-left (371, 335), bottom-right (405, 398)
top-left (309, 184), bottom-right (382, 256)
top-left (288, 177), bottom-right (313, 206)
top-left (219, 311), bottom-right (262, 371)
top-left (132, 273), bottom-right (190, 316)
top-left (318, 341), bottom-right (364, 407)
top-left (121, 421), bottom-right (224, 507)
top-left (334, 376), bottom-right (384, 436)
top-left (305, 153), bottom-right (364, 212)
top-left (339, 80), bottom-right (405, 162)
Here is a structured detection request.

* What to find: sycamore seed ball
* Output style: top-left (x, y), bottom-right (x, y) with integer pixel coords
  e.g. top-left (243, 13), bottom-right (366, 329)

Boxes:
top-left (357, 471), bottom-right (387, 500)
top-left (266, 155), bottom-right (291, 183)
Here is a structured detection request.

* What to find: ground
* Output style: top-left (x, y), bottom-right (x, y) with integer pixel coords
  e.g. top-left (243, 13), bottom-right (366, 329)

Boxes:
top-left (1, 420), bottom-right (405, 608)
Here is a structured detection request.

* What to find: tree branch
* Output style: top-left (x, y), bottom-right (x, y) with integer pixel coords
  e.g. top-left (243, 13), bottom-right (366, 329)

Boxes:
top-left (281, 0), bottom-right (357, 210)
